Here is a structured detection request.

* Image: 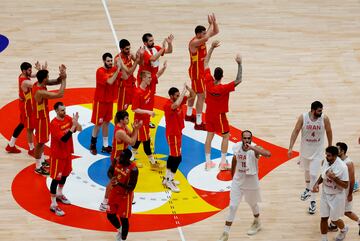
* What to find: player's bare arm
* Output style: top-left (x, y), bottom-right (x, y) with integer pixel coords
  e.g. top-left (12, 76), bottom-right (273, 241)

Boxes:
top-left (247, 144), bottom-right (271, 158)
top-left (234, 54), bottom-right (242, 86)
top-left (106, 60), bottom-right (121, 85)
top-left (326, 170), bottom-right (348, 189)
top-left (312, 175), bottom-right (323, 192)
top-left (171, 83), bottom-right (187, 110)
top-left (149, 41), bottom-right (166, 62)
top-left (133, 108), bottom-right (155, 117)
top-left (346, 161), bottom-right (355, 201)
top-left (323, 115), bottom-right (332, 146)
top-left (288, 114), bottom-right (304, 158)
top-left (204, 40), bottom-right (220, 69)
top-left (231, 155), bottom-right (237, 177)
top-left (164, 34), bottom-right (174, 54)
top-left (156, 60), bottom-right (167, 78)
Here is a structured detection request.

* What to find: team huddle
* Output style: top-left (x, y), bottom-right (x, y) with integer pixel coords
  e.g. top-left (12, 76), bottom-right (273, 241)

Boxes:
top-left (5, 13), bottom-right (359, 241)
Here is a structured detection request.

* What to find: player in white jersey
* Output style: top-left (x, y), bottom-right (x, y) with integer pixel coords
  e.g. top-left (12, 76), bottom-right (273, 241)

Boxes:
top-left (328, 142), bottom-right (360, 235)
top-left (288, 101), bottom-right (332, 214)
top-left (312, 146), bottom-right (349, 241)
top-left (218, 130), bottom-right (271, 241)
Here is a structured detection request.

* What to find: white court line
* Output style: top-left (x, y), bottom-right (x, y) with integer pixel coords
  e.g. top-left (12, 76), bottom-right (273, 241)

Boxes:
top-left (100, 1), bottom-right (186, 240)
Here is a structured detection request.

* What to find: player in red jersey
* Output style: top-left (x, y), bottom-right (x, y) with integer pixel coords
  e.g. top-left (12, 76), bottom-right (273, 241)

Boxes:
top-left (186, 13), bottom-right (219, 131)
top-left (130, 70), bottom-right (163, 170)
top-left (48, 102), bottom-right (82, 216)
top-left (137, 32), bottom-right (173, 128)
top-left (114, 39), bottom-right (141, 111)
top-left (90, 53), bottom-right (126, 155)
top-left (203, 40), bottom-right (243, 171)
top-left (33, 65), bottom-right (67, 175)
top-left (163, 84), bottom-right (195, 192)
top-left (99, 110), bottom-right (142, 212)
top-left (107, 148), bottom-right (138, 241)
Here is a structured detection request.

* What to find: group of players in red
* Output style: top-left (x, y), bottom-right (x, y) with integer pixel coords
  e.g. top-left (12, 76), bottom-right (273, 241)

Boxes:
top-left (6, 13), bottom-right (244, 241)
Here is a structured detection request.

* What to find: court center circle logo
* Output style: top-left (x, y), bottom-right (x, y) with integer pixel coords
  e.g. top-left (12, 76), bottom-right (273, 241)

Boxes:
top-left (0, 88), bottom-right (292, 232)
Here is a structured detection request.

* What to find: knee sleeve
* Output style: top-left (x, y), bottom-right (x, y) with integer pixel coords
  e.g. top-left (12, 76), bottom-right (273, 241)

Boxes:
top-left (120, 217), bottom-right (129, 240)
top-left (107, 213), bottom-right (121, 229)
top-left (226, 204), bottom-right (239, 222)
top-left (143, 140), bottom-right (152, 155)
top-left (171, 156), bottom-right (182, 173)
top-left (132, 140), bottom-right (141, 149)
top-left (13, 123), bottom-right (24, 138)
top-left (250, 203), bottom-right (260, 216)
top-left (59, 176), bottom-right (68, 185)
top-left (167, 156), bottom-right (175, 169)
top-left (50, 179), bottom-right (59, 194)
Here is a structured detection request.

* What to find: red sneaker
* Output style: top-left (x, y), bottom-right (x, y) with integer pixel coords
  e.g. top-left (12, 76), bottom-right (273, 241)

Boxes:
top-left (185, 114), bottom-right (196, 123)
top-left (28, 149), bottom-right (35, 157)
top-left (5, 144), bottom-right (21, 154)
top-left (194, 123), bottom-right (206, 131)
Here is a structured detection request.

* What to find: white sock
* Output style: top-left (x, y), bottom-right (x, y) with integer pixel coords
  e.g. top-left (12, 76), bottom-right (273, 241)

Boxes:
top-left (306, 182), bottom-right (310, 190)
top-left (205, 153), bottom-right (211, 163)
top-left (254, 216), bottom-right (260, 222)
top-left (9, 136), bottom-right (16, 147)
top-left (51, 196), bottom-right (57, 206)
top-left (103, 198), bottom-right (108, 204)
top-left (196, 113), bottom-right (202, 125)
top-left (224, 225), bottom-right (231, 233)
top-left (148, 155), bottom-right (155, 164)
top-left (186, 106), bottom-right (193, 116)
top-left (103, 137), bottom-right (108, 147)
top-left (28, 142), bottom-right (34, 150)
top-left (57, 186), bottom-right (63, 196)
top-left (171, 172), bottom-right (175, 180)
top-left (41, 153), bottom-right (45, 163)
top-left (321, 234), bottom-right (327, 241)
top-left (221, 153), bottom-right (227, 163)
top-left (35, 158), bottom-right (42, 169)
top-left (165, 169), bottom-right (171, 180)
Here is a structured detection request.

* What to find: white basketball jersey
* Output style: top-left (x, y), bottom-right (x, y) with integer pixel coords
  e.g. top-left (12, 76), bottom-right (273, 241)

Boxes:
top-left (300, 112), bottom-right (325, 160)
top-left (322, 157), bottom-right (349, 195)
top-left (232, 142), bottom-right (259, 190)
top-left (146, 47), bottom-right (160, 68)
top-left (343, 157), bottom-right (352, 195)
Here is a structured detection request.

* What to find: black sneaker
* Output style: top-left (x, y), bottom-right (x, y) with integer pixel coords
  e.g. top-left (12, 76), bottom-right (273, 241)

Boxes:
top-left (90, 143), bottom-right (97, 155)
top-left (42, 159), bottom-right (50, 168)
top-left (328, 222), bottom-right (338, 232)
top-left (308, 201), bottom-right (316, 215)
top-left (35, 166), bottom-right (49, 176)
top-left (101, 146), bottom-right (112, 153)
top-left (149, 122), bottom-right (156, 129)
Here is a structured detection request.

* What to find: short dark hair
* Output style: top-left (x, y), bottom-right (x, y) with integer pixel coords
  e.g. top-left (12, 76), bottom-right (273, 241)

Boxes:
top-left (214, 67), bottom-right (223, 81)
top-left (119, 39), bottom-right (130, 49)
top-left (36, 70), bottom-right (49, 84)
top-left (53, 101), bottom-right (64, 111)
top-left (102, 52), bottom-right (112, 61)
top-left (115, 110), bottom-right (129, 123)
top-left (311, 101), bottom-right (323, 110)
top-left (168, 87), bottom-right (179, 96)
top-left (20, 62), bottom-right (32, 71)
top-left (242, 130), bottom-right (253, 138)
top-left (326, 146), bottom-right (339, 156)
top-left (336, 142), bottom-right (348, 154)
top-left (142, 33), bottom-right (152, 43)
top-left (120, 148), bottom-right (132, 162)
top-left (195, 25), bottom-right (206, 34)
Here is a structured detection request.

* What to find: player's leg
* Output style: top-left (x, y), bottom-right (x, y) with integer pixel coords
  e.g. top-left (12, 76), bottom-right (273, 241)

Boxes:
top-left (26, 127), bottom-right (35, 156)
top-left (219, 132), bottom-right (230, 170)
top-left (120, 217), bottom-right (129, 240)
top-left (185, 77), bottom-right (196, 123)
top-left (131, 140), bottom-right (141, 162)
top-left (299, 157), bottom-right (311, 201)
top-left (90, 101), bottom-right (103, 155)
top-left (107, 213), bottom-right (122, 241)
top-left (245, 190), bottom-right (262, 235)
top-left (320, 192), bottom-right (331, 241)
top-left (205, 132), bottom-right (216, 170)
top-left (331, 194), bottom-right (348, 241)
top-left (6, 122), bottom-right (24, 153)
top-left (194, 93), bottom-right (206, 130)
top-left (308, 159), bottom-right (321, 214)
top-left (101, 121), bottom-right (112, 153)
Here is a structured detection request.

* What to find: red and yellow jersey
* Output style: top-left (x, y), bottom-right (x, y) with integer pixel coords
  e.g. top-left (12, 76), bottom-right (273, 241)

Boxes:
top-left (50, 115), bottom-right (74, 159)
top-left (32, 82), bottom-right (49, 119)
top-left (111, 123), bottom-right (131, 161)
top-left (115, 53), bottom-right (136, 88)
top-left (188, 37), bottom-right (207, 81)
top-left (94, 66), bottom-right (120, 102)
top-left (112, 161), bottom-right (137, 195)
top-left (18, 75), bottom-right (33, 118)
top-left (164, 97), bottom-right (187, 136)
top-left (131, 86), bottom-right (152, 123)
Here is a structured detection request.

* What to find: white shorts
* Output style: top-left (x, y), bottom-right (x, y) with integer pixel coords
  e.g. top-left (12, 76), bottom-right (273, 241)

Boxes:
top-left (320, 191), bottom-right (345, 221)
top-left (345, 199), bottom-right (352, 213)
top-left (230, 182), bottom-right (261, 207)
top-left (299, 156), bottom-right (322, 176)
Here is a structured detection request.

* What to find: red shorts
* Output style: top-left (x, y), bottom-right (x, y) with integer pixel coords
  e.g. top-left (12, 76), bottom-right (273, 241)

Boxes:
top-left (166, 135), bottom-right (182, 157)
top-left (91, 101), bottom-right (113, 125)
top-left (49, 156), bottom-right (72, 180)
top-left (35, 117), bottom-right (49, 143)
top-left (189, 69), bottom-right (205, 94)
top-left (107, 192), bottom-right (133, 218)
top-left (117, 86), bottom-right (134, 111)
top-left (205, 113), bottom-right (230, 134)
top-left (20, 112), bottom-right (34, 129)
top-left (137, 124), bottom-right (150, 142)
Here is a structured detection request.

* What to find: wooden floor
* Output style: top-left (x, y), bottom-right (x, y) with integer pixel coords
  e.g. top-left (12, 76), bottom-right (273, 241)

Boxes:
top-left (1, 0), bottom-right (360, 240)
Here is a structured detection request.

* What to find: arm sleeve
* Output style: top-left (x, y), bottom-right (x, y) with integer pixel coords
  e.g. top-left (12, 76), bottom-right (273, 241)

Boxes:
top-left (60, 131), bottom-right (73, 142)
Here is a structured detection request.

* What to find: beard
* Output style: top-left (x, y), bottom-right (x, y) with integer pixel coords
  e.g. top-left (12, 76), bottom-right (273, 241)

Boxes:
top-left (105, 63), bottom-right (112, 69)
top-left (314, 112), bottom-right (322, 118)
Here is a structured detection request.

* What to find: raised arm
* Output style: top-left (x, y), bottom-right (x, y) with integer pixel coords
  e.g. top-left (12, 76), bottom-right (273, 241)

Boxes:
top-left (171, 83), bottom-right (187, 110)
top-left (156, 60), bottom-right (167, 78)
top-left (250, 145), bottom-right (271, 158)
top-left (106, 60), bottom-right (121, 85)
top-left (324, 115), bottom-right (332, 146)
top-left (189, 14), bottom-right (219, 53)
top-left (288, 114), bottom-right (303, 158)
top-left (164, 34), bottom-right (174, 54)
top-left (234, 54), bottom-right (242, 86)
top-left (149, 41), bottom-right (166, 62)
top-left (204, 40), bottom-right (220, 69)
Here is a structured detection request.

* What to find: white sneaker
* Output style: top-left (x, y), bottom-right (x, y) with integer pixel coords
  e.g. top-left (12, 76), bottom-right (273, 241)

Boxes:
top-left (218, 231), bottom-right (229, 241)
top-left (205, 161), bottom-right (216, 171)
top-left (335, 226), bottom-right (348, 241)
top-left (50, 205), bottom-right (65, 216)
top-left (56, 194), bottom-right (71, 205)
top-left (308, 201), bottom-right (316, 215)
top-left (130, 150), bottom-right (137, 161)
top-left (247, 220), bottom-right (261, 235)
top-left (99, 202), bottom-right (108, 212)
top-left (301, 188), bottom-right (311, 201)
top-left (166, 180), bottom-right (180, 192)
top-left (115, 227), bottom-right (122, 241)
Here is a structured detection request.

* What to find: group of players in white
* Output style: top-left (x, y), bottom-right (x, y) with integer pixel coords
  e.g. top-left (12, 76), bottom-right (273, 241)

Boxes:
top-left (4, 12), bottom-right (359, 241)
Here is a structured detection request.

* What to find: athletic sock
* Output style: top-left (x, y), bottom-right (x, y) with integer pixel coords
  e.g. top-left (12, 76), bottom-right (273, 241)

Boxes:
top-left (57, 186), bottom-right (63, 196)
top-left (51, 196), bottom-right (57, 206)
top-left (186, 106), bottom-right (193, 116)
top-left (35, 158), bottom-right (42, 169)
top-left (103, 198), bottom-right (108, 204)
top-left (221, 153), bottom-right (227, 163)
top-left (9, 136), bottom-right (16, 147)
top-left (28, 142), bottom-right (34, 150)
top-left (205, 153), bottom-right (211, 163)
top-left (103, 137), bottom-right (108, 147)
top-left (196, 113), bottom-right (202, 125)
top-left (224, 225), bottom-right (231, 233)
